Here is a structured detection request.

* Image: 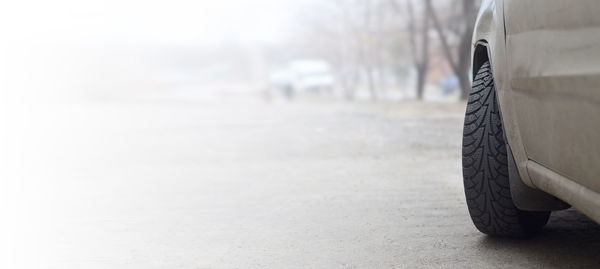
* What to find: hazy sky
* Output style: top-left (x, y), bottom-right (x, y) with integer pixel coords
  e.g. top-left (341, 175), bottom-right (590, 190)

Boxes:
top-left (1, 0), bottom-right (314, 46)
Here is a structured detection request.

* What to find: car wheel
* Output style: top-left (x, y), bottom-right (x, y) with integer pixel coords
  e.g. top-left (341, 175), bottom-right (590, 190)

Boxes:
top-left (462, 61), bottom-right (550, 237)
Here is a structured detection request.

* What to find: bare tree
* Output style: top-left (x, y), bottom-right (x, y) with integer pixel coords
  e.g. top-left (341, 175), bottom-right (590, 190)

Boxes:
top-left (290, 0), bottom-right (427, 101)
top-left (404, 0), bottom-right (431, 100)
top-left (359, 0), bottom-right (379, 101)
top-left (389, 0), bottom-right (431, 99)
top-left (427, 0), bottom-right (477, 99)
top-left (289, 0), bottom-right (360, 100)
top-left (338, 0), bottom-right (361, 100)
top-left (297, 0), bottom-right (394, 101)
top-left (350, 0), bottom-right (394, 101)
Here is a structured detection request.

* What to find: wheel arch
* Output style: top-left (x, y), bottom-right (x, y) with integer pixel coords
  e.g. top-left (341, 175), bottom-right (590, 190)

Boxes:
top-left (470, 41), bottom-right (570, 212)
top-left (472, 42), bottom-right (491, 80)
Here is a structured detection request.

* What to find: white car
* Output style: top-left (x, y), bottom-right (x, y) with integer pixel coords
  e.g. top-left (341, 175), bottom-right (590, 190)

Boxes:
top-left (269, 60), bottom-right (335, 98)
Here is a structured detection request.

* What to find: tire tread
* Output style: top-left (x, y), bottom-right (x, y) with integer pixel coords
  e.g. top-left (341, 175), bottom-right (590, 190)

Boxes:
top-left (462, 62), bottom-right (549, 237)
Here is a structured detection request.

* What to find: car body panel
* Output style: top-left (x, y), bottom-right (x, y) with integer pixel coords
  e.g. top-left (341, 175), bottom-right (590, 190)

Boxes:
top-left (472, 0), bottom-right (600, 221)
top-left (528, 160), bottom-right (600, 222)
top-left (504, 0), bottom-right (600, 193)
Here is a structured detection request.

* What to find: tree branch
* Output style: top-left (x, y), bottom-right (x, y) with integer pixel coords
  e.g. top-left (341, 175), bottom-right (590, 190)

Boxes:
top-left (426, 0), bottom-right (459, 74)
top-left (406, 0), bottom-right (419, 67)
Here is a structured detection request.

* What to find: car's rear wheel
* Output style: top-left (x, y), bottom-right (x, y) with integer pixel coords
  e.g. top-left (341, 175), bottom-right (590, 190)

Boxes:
top-left (462, 61), bottom-right (550, 237)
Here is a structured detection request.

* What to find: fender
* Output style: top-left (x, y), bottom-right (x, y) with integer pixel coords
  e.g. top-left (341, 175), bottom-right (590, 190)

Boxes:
top-left (471, 0), bottom-right (569, 211)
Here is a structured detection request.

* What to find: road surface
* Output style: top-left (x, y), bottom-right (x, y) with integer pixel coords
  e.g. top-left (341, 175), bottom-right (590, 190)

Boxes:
top-left (3, 97), bottom-right (600, 268)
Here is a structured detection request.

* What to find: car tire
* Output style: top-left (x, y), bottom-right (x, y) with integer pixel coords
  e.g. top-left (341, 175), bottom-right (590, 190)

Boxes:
top-left (462, 61), bottom-right (550, 237)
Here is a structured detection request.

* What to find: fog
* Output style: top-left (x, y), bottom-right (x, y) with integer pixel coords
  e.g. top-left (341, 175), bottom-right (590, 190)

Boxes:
top-left (1, 1), bottom-right (479, 268)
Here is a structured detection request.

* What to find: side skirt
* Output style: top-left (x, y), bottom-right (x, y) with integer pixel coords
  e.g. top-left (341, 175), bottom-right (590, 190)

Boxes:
top-left (508, 146), bottom-right (570, 211)
top-left (528, 160), bottom-right (600, 223)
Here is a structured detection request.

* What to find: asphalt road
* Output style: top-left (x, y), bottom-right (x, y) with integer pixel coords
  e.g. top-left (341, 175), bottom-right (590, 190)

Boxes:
top-left (3, 97), bottom-right (600, 268)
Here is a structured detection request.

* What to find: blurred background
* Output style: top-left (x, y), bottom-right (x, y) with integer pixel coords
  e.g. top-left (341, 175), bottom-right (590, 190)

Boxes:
top-left (0, 0), bottom-right (478, 104)
top-left (19, 1), bottom-right (600, 268)
top-left (5, 1), bottom-right (600, 268)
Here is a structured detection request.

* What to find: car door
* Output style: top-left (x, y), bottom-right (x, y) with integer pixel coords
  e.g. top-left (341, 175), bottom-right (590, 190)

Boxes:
top-left (504, 0), bottom-right (600, 192)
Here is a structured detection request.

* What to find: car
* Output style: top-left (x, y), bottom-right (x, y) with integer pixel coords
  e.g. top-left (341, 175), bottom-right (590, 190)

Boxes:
top-left (268, 60), bottom-right (335, 99)
top-left (287, 60), bottom-right (335, 93)
top-left (463, 0), bottom-right (600, 237)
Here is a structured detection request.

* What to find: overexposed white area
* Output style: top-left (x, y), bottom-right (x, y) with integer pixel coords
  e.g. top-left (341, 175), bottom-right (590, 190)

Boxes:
top-left (0, 1), bottom-right (312, 268)
top-left (0, 0), bottom-right (317, 104)
top-left (0, 0), bottom-right (307, 46)
top-left (0, 1), bottom-right (464, 268)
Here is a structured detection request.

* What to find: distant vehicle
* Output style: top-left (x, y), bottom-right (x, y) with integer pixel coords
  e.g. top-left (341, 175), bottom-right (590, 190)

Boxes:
top-left (288, 60), bottom-right (335, 93)
top-left (440, 75), bottom-right (459, 95)
top-left (463, 0), bottom-right (600, 237)
top-left (268, 60), bottom-right (335, 98)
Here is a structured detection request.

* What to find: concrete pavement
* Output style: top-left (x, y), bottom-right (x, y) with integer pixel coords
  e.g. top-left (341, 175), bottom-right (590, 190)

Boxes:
top-left (3, 98), bottom-right (600, 268)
